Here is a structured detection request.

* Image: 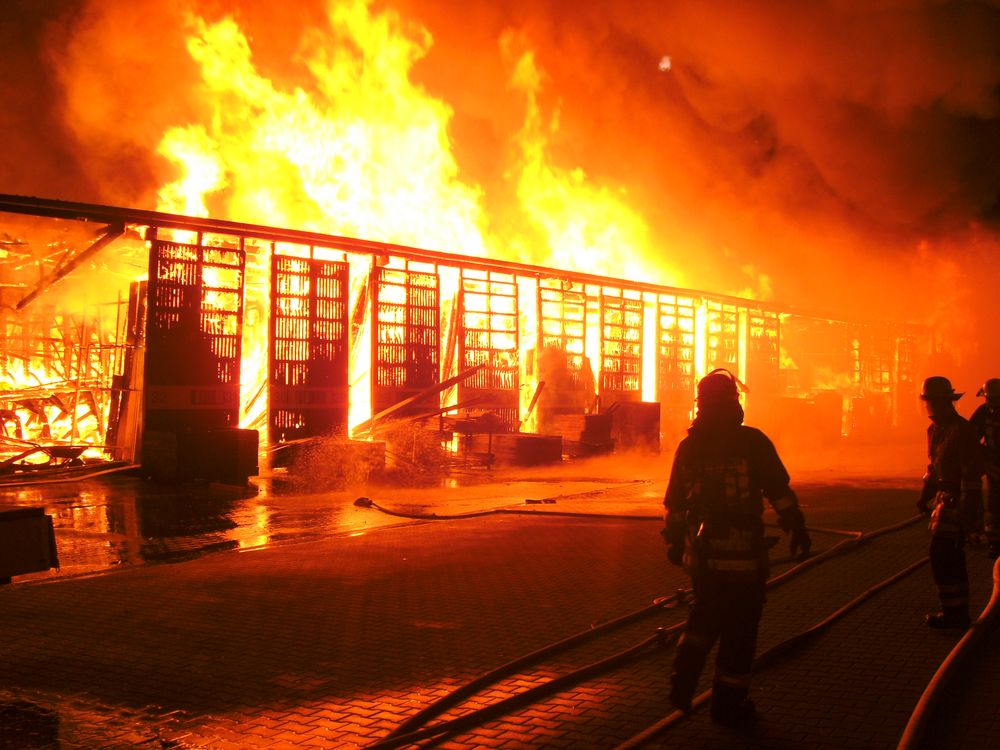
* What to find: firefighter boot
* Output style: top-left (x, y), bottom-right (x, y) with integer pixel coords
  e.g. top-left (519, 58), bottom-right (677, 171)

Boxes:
top-left (669, 641), bottom-right (708, 712)
top-left (669, 667), bottom-right (698, 713)
top-left (925, 608), bottom-right (971, 629)
top-left (710, 682), bottom-right (758, 730)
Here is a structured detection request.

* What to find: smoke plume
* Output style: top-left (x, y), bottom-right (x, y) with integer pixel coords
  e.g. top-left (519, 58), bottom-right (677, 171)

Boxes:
top-left (1, 0), bottom-right (998, 390)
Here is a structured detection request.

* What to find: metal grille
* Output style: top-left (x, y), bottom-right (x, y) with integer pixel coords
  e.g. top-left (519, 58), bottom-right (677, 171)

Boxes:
top-left (895, 327), bottom-right (918, 390)
top-left (269, 254), bottom-right (349, 443)
top-left (656, 294), bottom-right (696, 422)
top-left (747, 308), bottom-right (780, 392)
top-left (458, 269), bottom-right (519, 427)
top-left (372, 266), bottom-right (440, 415)
top-left (600, 288), bottom-right (643, 402)
top-left (538, 279), bottom-right (587, 383)
top-left (860, 325), bottom-right (893, 393)
top-left (144, 239), bottom-right (244, 431)
top-left (706, 300), bottom-right (739, 372)
top-left (847, 326), bottom-right (861, 386)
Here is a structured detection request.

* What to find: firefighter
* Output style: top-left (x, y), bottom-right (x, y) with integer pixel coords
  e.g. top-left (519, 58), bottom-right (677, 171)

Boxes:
top-left (970, 378), bottom-right (1000, 559)
top-left (662, 368), bottom-right (810, 728)
top-left (916, 376), bottom-right (984, 628)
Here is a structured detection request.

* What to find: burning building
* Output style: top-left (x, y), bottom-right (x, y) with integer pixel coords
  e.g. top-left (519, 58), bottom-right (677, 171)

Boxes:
top-left (1, 0), bottom-right (996, 483)
top-left (0, 193), bottom-right (927, 483)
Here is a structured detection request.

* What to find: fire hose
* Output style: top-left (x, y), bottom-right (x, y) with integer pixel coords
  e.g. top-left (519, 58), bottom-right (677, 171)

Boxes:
top-left (896, 554), bottom-right (1000, 750)
top-left (614, 555), bottom-right (930, 750)
top-left (613, 514), bottom-right (930, 749)
top-left (354, 495), bottom-right (661, 522)
top-left (363, 513), bottom-right (925, 749)
top-left (353, 495), bottom-right (871, 535)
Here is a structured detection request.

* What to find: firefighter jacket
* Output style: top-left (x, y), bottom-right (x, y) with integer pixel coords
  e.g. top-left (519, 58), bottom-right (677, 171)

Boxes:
top-left (922, 410), bottom-right (984, 539)
top-left (971, 404), bottom-right (1000, 479)
top-left (663, 422), bottom-right (804, 578)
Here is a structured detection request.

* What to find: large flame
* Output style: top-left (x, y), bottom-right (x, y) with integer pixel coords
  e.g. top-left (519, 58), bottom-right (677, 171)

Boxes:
top-left (154, 1), bottom-right (685, 282)
top-left (504, 35), bottom-right (674, 285)
top-left (147, 0), bottom-right (692, 438)
top-left (156, 2), bottom-right (489, 256)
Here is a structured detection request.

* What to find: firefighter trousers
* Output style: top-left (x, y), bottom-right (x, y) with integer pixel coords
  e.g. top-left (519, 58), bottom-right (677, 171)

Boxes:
top-left (985, 478), bottom-right (1000, 548)
top-left (670, 571), bottom-right (765, 710)
top-left (930, 535), bottom-right (969, 616)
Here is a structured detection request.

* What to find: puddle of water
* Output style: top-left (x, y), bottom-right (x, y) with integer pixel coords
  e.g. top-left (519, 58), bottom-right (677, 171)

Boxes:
top-left (0, 700), bottom-right (59, 749)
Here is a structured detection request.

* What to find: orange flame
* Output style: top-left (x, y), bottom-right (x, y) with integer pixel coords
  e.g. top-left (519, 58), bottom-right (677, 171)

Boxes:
top-left (156, 3), bottom-right (489, 256)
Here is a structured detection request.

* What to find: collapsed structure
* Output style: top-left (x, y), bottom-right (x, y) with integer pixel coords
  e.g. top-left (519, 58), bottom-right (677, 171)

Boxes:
top-left (0, 194), bottom-right (926, 483)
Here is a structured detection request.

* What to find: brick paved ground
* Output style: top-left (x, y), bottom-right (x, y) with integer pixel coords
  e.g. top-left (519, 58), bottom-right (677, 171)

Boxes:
top-left (917, 573), bottom-right (1000, 750)
top-left (0, 475), bottom-right (996, 749)
top-left (0, 473), bottom-right (634, 581)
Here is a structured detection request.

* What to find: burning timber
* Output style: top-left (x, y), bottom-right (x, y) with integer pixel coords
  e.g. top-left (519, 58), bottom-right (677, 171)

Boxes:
top-left (0, 194), bottom-right (927, 486)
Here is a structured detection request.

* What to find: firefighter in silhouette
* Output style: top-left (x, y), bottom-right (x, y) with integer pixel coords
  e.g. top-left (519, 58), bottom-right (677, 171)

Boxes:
top-left (970, 378), bottom-right (1000, 559)
top-left (916, 376), bottom-right (984, 628)
top-left (662, 369), bottom-right (810, 728)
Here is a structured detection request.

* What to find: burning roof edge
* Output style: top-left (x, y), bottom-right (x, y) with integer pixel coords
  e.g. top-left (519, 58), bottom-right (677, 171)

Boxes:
top-left (0, 192), bottom-right (920, 331)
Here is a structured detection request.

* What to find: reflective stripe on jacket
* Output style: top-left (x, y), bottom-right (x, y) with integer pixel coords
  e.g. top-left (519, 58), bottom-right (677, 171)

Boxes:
top-left (664, 424), bottom-right (800, 578)
top-left (925, 413), bottom-right (984, 539)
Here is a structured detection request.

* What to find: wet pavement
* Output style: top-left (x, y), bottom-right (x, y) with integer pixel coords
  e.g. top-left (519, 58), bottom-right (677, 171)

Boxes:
top-left (1, 453), bottom-right (998, 749)
top-left (0, 466), bottom-right (648, 582)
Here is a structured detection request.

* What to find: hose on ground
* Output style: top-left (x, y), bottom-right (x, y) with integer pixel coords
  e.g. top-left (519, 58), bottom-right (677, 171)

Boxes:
top-left (382, 590), bottom-right (690, 741)
top-left (896, 555), bottom-right (1000, 750)
top-left (355, 495), bottom-right (894, 536)
top-left (369, 624), bottom-right (687, 750)
top-left (368, 514), bottom-right (924, 748)
top-left (354, 496), bottom-right (660, 522)
top-left (613, 555), bottom-right (931, 750)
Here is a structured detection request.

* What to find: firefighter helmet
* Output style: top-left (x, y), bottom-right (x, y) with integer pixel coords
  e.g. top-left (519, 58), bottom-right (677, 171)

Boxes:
top-left (697, 369), bottom-right (745, 404)
top-left (920, 375), bottom-right (963, 401)
top-left (976, 378), bottom-right (1000, 400)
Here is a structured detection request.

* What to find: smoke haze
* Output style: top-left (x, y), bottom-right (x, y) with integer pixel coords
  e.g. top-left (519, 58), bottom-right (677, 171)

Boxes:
top-left (1, 0), bottom-right (998, 391)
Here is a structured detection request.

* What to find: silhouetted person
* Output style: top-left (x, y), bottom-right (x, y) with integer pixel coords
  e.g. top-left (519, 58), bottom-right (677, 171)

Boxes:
top-left (662, 369), bottom-right (810, 728)
top-left (970, 378), bottom-right (1000, 559)
top-left (916, 376), bottom-right (984, 628)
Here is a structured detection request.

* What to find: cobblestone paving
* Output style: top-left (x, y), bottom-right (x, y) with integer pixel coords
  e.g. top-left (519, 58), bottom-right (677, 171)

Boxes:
top-left (0, 478), bottom-right (994, 749)
top-left (919, 570), bottom-right (1000, 750)
top-left (0, 475), bottom-right (630, 581)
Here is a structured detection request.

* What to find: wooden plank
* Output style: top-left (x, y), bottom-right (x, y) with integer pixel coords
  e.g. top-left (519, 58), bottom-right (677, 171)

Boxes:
top-left (352, 363), bottom-right (486, 435)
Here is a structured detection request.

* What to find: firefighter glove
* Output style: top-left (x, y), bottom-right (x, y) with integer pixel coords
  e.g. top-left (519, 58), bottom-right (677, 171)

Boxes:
top-left (917, 478), bottom-right (935, 517)
top-left (777, 504), bottom-right (805, 534)
top-left (661, 526), bottom-right (684, 566)
top-left (789, 526), bottom-right (811, 561)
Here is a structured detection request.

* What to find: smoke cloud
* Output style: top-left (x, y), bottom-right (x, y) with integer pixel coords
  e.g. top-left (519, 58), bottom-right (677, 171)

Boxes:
top-left (1, 0), bottom-right (998, 389)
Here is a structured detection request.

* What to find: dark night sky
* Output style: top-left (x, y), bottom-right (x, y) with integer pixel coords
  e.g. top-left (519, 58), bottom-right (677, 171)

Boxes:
top-left (2, 0), bottom-right (999, 380)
